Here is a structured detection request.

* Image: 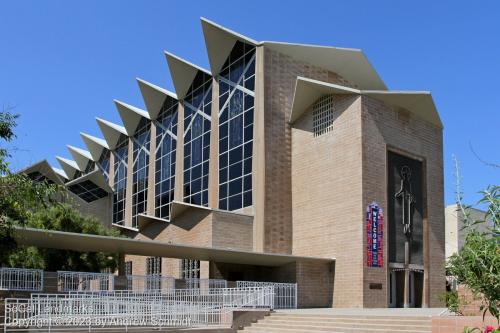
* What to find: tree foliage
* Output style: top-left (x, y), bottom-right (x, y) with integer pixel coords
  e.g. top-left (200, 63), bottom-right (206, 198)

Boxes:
top-left (446, 184), bottom-right (500, 322)
top-left (0, 107), bottom-right (119, 272)
top-left (7, 204), bottom-right (120, 272)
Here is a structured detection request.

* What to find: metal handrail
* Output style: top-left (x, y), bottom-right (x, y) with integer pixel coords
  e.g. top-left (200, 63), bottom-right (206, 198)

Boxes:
top-left (0, 267), bottom-right (43, 291)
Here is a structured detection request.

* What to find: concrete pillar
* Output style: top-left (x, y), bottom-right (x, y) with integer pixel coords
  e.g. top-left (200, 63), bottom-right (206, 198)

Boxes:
top-left (147, 121), bottom-right (157, 216)
top-left (125, 137), bottom-right (134, 228)
top-left (252, 45), bottom-right (266, 252)
top-left (174, 103), bottom-right (185, 202)
top-left (208, 77), bottom-right (219, 208)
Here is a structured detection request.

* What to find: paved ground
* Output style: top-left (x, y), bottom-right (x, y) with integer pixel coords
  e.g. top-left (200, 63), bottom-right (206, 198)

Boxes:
top-left (276, 307), bottom-right (451, 317)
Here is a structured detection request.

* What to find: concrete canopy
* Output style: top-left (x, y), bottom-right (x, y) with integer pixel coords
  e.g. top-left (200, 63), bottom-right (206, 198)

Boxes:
top-left (67, 145), bottom-right (94, 171)
top-left (80, 133), bottom-right (109, 162)
top-left (96, 118), bottom-right (128, 150)
top-left (114, 100), bottom-right (150, 135)
top-left (290, 77), bottom-right (442, 128)
top-left (201, 17), bottom-right (258, 76)
top-left (165, 52), bottom-right (211, 100)
top-left (137, 78), bottom-right (177, 120)
top-left (65, 168), bottom-right (112, 193)
top-left (14, 227), bottom-right (334, 267)
top-left (263, 42), bottom-right (387, 90)
top-left (17, 159), bottom-right (66, 185)
top-left (56, 156), bottom-right (81, 180)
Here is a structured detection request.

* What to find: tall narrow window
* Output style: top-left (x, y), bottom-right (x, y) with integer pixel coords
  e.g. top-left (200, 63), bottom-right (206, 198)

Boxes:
top-left (155, 98), bottom-right (178, 219)
top-left (180, 259), bottom-right (200, 279)
top-left (124, 261), bottom-right (133, 276)
top-left (112, 135), bottom-right (128, 225)
top-left (183, 71), bottom-right (212, 206)
top-left (146, 257), bottom-right (162, 290)
top-left (218, 41), bottom-right (255, 211)
top-left (97, 150), bottom-right (110, 182)
top-left (132, 118), bottom-right (150, 228)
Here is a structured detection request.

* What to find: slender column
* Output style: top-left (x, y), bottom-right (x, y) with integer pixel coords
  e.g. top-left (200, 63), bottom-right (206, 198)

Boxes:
top-left (108, 151), bottom-right (115, 189)
top-left (173, 103), bottom-right (185, 202)
top-left (208, 78), bottom-right (219, 208)
top-left (252, 45), bottom-right (266, 252)
top-left (422, 162), bottom-right (430, 307)
top-left (147, 121), bottom-right (157, 216)
top-left (108, 151), bottom-right (115, 227)
top-left (124, 138), bottom-right (134, 227)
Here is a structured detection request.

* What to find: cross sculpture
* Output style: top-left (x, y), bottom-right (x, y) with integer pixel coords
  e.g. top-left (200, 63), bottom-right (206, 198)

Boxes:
top-left (395, 165), bottom-right (415, 308)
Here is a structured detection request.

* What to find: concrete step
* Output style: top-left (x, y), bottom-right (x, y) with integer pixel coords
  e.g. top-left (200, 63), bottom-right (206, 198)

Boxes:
top-left (266, 317), bottom-right (431, 325)
top-left (250, 322), bottom-right (431, 332)
top-left (238, 311), bottom-right (433, 333)
top-left (271, 313), bottom-right (431, 321)
top-left (260, 319), bottom-right (432, 328)
top-left (238, 327), bottom-right (431, 333)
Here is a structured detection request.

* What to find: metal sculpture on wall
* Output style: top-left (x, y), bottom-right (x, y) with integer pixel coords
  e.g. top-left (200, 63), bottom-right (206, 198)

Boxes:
top-left (394, 165), bottom-right (415, 308)
top-left (395, 166), bottom-right (415, 237)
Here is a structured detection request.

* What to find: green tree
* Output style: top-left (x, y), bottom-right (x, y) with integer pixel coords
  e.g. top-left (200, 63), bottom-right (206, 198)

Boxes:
top-left (7, 204), bottom-right (119, 272)
top-left (446, 184), bottom-right (500, 322)
top-left (0, 107), bottom-right (119, 272)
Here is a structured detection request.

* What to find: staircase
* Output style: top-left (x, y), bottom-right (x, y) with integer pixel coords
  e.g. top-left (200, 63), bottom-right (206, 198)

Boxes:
top-left (238, 311), bottom-right (433, 333)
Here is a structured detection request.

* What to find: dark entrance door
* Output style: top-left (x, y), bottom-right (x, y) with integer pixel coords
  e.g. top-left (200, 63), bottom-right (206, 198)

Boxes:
top-left (387, 151), bottom-right (425, 307)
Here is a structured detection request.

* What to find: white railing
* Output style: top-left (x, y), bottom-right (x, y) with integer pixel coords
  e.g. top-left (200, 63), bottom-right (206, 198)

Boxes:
top-left (0, 267), bottom-right (43, 292)
top-left (4, 287), bottom-right (274, 331)
top-left (57, 271), bottom-right (114, 292)
top-left (185, 278), bottom-right (227, 290)
top-left (126, 274), bottom-right (175, 291)
top-left (237, 281), bottom-right (297, 309)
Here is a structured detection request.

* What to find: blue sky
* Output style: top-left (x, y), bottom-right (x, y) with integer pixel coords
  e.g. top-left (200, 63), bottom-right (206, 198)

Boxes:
top-left (0, 1), bottom-right (498, 207)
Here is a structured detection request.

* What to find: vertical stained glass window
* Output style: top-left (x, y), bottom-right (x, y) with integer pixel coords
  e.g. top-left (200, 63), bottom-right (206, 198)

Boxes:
top-left (132, 117), bottom-right (150, 228)
top-left (155, 98), bottom-right (178, 219)
top-left (183, 71), bottom-right (212, 206)
top-left (218, 41), bottom-right (255, 211)
top-left (112, 135), bottom-right (128, 225)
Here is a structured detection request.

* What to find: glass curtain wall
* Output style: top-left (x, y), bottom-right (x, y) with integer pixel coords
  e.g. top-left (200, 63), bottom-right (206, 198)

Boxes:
top-left (97, 150), bottom-right (110, 182)
top-left (154, 98), bottom-right (178, 219)
top-left (112, 135), bottom-right (128, 225)
top-left (218, 41), bottom-right (255, 211)
top-left (183, 71), bottom-right (212, 206)
top-left (132, 117), bottom-right (151, 228)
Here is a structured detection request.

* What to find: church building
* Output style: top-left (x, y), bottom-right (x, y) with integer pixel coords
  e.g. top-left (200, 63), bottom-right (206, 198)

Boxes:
top-left (21, 18), bottom-right (445, 308)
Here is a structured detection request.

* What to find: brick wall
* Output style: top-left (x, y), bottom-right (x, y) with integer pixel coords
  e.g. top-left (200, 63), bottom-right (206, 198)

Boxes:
top-left (125, 208), bottom-right (253, 278)
top-left (291, 94), bottom-right (364, 307)
top-left (262, 47), bottom-right (357, 254)
top-left (296, 261), bottom-right (334, 308)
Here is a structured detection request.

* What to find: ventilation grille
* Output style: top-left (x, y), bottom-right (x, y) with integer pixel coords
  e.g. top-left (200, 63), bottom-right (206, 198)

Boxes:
top-left (312, 95), bottom-right (335, 137)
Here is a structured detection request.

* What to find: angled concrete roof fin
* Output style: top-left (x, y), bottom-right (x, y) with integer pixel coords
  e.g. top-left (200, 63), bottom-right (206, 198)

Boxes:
top-left (263, 42), bottom-right (387, 90)
top-left (16, 159), bottom-right (66, 185)
top-left (80, 132), bottom-right (109, 161)
top-left (136, 78), bottom-right (177, 120)
top-left (67, 145), bottom-right (93, 170)
top-left (56, 156), bottom-right (80, 180)
top-left (165, 52), bottom-right (211, 100)
top-left (201, 17), bottom-right (259, 75)
top-left (52, 167), bottom-right (68, 181)
top-left (96, 117), bottom-right (128, 150)
top-left (290, 77), bottom-right (442, 127)
top-left (114, 100), bottom-right (150, 135)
